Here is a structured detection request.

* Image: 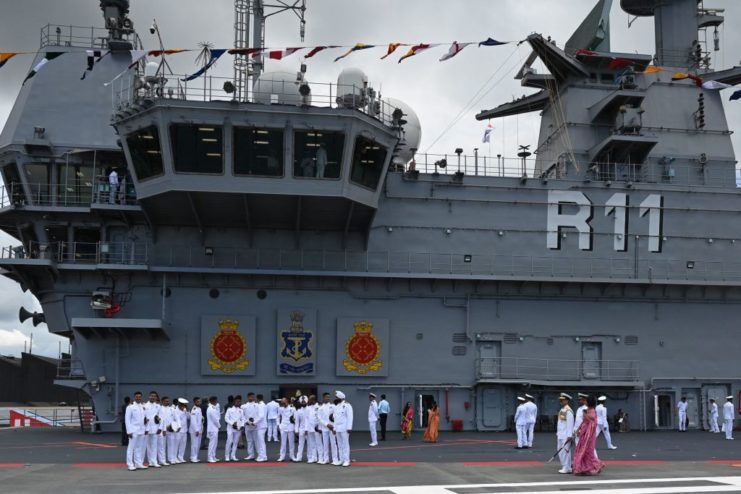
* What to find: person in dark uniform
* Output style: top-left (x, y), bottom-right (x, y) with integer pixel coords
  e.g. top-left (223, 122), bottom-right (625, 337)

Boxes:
top-left (121, 396), bottom-right (131, 446)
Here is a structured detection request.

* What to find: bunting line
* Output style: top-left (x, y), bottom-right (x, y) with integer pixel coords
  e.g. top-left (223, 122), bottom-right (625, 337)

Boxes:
top-left (181, 48), bottom-right (226, 82)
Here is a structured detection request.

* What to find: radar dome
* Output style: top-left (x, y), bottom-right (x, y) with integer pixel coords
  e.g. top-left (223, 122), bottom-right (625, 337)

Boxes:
top-left (336, 68), bottom-right (368, 109)
top-left (254, 71), bottom-right (311, 106)
top-left (382, 97), bottom-right (422, 165)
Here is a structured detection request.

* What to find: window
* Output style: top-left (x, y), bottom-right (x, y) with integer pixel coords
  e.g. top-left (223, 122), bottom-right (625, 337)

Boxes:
top-left (171, 124), bottom-right (224, 174)
top-left (126, 126), bottom-right (164, 181)
top-left (25, 163), bottom-right (51, 204)
top-left (350, 136), bottom-right (387, 190)
top-left (233, 127), bottom-right (284, 177)
top-left (293, 131), bottom-right (344, 179)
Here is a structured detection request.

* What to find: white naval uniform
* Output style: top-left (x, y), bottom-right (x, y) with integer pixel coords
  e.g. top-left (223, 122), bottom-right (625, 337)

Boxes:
top-left (156, 405), bottom-right (170, 465)
top-left (724, 401), bottom-right (735, 440)
top-left (166, 406), bottom-right (182, 464)
top-left (224, 405), bottom-right (243, 461)
top-left (710, 402), bottom-right (720, 433)
top-left (206, 404), bottom-right (221, 462)
top-left (255, 400), bottom-right (268, 461)
top-left (368, 399), bottom-right (379, 446)
top-left (142, 401), bottom-right (161, 467)
top-left (124, 401), bottom-right (146, 470)
top-left (556, 405), bottom-right (574, 473)
top-left (319, 401), bottom-right (338, 464)
top-left (308, 403), bottom-right (323, 463)
top-left (176, 407), bottom-right (189, 462)
top-left (514, 403), bottom-right (528, 448)
top-left (596, 403), bottom-right (615, 448)
top-left (189, 405), bottom-right (203, 462)
top-left (525, 400), bottom-right (537, 447)
top-left (266, 400), bottom-right (280, 442)
top-left (573, 405), bottom-right (586, 445)
top-left (677, 400), bottom-right (688, 431)
top-left (278, 405), bottom-right (297, 461)
top-left (296, 406), bottom-right (313, 461)
top-left (334, 400), bottom-right (354, 466)
top-left (241, 401), bottom-right (259, 460)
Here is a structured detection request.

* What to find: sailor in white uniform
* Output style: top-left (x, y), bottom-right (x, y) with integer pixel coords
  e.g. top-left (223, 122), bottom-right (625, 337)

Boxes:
top-left (514, 396), bottom-right (528, 449)
top-left (368, 393), bottom-right (379, 447)
top-left (142, 391), bottom-right (161, 468)
top-left (189, 397), bottom-right (203, 462)
top-left (175, 398), bottom-right (189, 462)
top-left (206, 396), bottom-right (221, 463)
top-left (266, 397), bottom-right (280, 442)
top-left (156, 396), bottom-right (170, 466)
top-left (724, 396), bottom-right (735, 440)
top-left (318, 392), bottom-right (338, 465)
top-left (556, 393), bottom-right (574, 474)
top-left (677, 396), bottom-right (688, 431)
top-left (524, 393), bottom-right (537, 448)
top-left (255, 394), bottom-right (268, 461)
top-left (296, 395), bottom-right (314, 462)
top-left (330, 390), bottom-right (353, 467)
top-left (124, 391), bottom-right (146, 471)
top-left (596, 395), bottom-right (617, 449)
top-left (709, 399), bottom-right (720, 433)
top-left (277, 398), bottom-right (297, 461)
top-left (307, 395), bottom-right (323, 463)
top-left (224, 395), bottom-right (243, 461)
top-left (573, 393), bottom-right (588, 445)
top-left (165, 399), bottom-right (182, 464)
top-left (241, 393), bottom-right (259, 460)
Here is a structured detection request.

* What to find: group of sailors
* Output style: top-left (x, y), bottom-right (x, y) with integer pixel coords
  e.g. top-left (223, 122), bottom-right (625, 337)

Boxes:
top-left (124, 390), bottom-right (354, 471)
top-left (681, 395), bottom-right (736, 440)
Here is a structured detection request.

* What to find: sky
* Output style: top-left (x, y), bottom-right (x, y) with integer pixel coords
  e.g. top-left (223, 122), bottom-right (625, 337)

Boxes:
top-left (0, 0), bottom-right (739, 357)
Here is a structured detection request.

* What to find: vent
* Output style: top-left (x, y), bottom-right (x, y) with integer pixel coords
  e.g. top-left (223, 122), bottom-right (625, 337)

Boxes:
top-left (625, 335), bottom-right (639, 345)
top-left (547, 337), bottom-right (554, 346)
top-left (504, 333), bottom-right (519, 344)
top-left (452, 332), bottom-right (467, 343)
top-left (452, 346), bottom-right (467, 356)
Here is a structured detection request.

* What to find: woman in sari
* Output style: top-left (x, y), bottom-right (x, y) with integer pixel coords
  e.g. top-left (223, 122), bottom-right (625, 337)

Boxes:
top-left (401, 402), bottom-right (414, 439)
top-left (573, 395), bottom-right (605, 476)
top-left (423, 402), bottom-right (440, 443)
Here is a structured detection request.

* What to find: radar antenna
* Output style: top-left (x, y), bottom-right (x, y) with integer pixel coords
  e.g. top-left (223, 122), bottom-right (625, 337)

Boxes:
top-left (233, 0), bottom-right (307, 102)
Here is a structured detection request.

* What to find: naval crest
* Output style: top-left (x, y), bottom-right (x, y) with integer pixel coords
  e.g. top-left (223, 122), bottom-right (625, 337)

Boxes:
top-left (278, 310), bottom-right (314, 374)
top-left (208, 319), bottom-right (249, 374)
top-left (343, 320), bottom-right (383, 375)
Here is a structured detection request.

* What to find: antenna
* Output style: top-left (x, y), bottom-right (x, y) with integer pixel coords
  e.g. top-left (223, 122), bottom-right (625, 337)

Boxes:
top-left (233, 0), bottom-right (307, 101)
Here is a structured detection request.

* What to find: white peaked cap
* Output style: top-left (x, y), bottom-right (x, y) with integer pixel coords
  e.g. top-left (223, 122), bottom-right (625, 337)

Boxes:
top-left (560, 393), bottom-right (572, 400)
top-left (727, 395), bottom-right (734, 400)
top-left (517, 396), bottom-right (526, 401)
top-left (369, 393), bottom-right (377, 398)
top-left (525, 394), bottom-right (534, 399)
top-left (598, 396), bottom-right (607, 401)
top-left (335, 390), bottom-right (346, 399)
top-left (178, 398), bottom-right (189, 405)
top-left (578, 393), bottom-right (588, 398)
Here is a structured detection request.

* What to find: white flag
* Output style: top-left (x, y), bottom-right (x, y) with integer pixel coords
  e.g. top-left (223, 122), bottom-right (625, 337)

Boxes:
top-left (702, 80), bottom-right (732, 90)
top-left (439, 42), bottom-right (473, 62)
top-left (482, 124), bottom-right (493, 143)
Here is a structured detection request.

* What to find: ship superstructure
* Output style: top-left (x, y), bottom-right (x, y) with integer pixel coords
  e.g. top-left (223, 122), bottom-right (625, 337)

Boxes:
top-left (1, 0), bottom-right (740, 433)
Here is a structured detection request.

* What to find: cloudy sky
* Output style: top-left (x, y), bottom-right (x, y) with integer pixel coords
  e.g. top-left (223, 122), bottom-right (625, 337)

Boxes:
top-left (0, 0), bottom-right (739, 357)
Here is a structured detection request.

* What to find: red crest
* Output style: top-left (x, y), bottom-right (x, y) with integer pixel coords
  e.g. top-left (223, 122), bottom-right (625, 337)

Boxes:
top-left (208, 320), bottom-right (249, 374)
top-left (343, 321), bottom-right (383, 374)
top-left (212, 331), bottom-right (245, 363)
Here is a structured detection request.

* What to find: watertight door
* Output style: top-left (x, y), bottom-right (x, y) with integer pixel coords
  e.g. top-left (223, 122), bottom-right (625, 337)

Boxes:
top-left (481, 388), bottom-right (504, 429)
top-left (581, 342), bottom-right (602, 379)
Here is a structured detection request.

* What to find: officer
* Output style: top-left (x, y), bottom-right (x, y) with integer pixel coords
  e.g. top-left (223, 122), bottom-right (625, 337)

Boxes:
top-left (525, 393), bottom-right (537, 448)
top-left (596, 396), bottom-right (617, 449)
top-left (206, 396), bottom-right (221, 463)
top-left (330, 390), bottom-right (353, 467)
top-left (296, 395), bottom-right (313, 462)
top-left (724, 396), bottom-right (735, 440)
top-left (224, 395), bottom-right (243, 461)
top-left (677, 396), bottom-right (688, 431)
top-left (709, 399), bottom-right (720, 433)
top-left (514, 396), bottom-right (527, 449)
top-left (241, 392), bottom-right (259, 460)
top-left (307, 395), bottom-right (323, 463)
top-left (368, 393), bottom-right (379, 447)
top-left (318, 392), bottom-right (338, 465)
top-left (189, 397), bottom-right (203, 462)
top-left (255, 394), bottom-right (268, 462)
top-left (124, 391), bottom-right (146, 471)
top-left (165, 398), bottom-right (182, 464)
top-left (573, 393), bottom-right (588, 444)
top-left (175, 398), bottom-right (189, 463)
top-left (556, 393), bottom-right (574, 474)
top-left (277, 397), bottom-right (297, 462)
top-left (142, 391), bottom-right (161, 468)
top-left (266, 396), bottom-right (280, 442)
top-left (156, 396), bottom-right (170, 466)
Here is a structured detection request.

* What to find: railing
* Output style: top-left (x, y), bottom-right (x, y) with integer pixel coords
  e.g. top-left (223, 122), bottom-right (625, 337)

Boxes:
top-left (0, 241), bottom-right (148, 265)
top-left (475, 357), bottom-right (640, 382)
top-left (0, 407), bottom-right (88, 428)
top-left (0, 182), bottom-right (137, 208)
top-left (409, 153), bottom-right (536, 179)
top-left (40, 24), bottom-right (139, 49)
top-left (57, 357), bottom-right (86, 380)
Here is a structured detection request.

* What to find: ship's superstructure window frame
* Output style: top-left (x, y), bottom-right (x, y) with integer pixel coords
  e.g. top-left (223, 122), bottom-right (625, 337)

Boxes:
top-left (170, 124), bottom-right (224, 175)
top-left (24, 162), bottom-right (52, 205)
top-left (233, 127), bottom-right (284, 177)
top-left (126, 126), bottom-right (164, 181)
top-left (350, 135), bottom-right (387, 190)
top-left (293, 130), bottom-right (344, 180)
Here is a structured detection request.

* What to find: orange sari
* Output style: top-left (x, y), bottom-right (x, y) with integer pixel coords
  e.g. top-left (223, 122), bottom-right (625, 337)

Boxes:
top-left (423, 408), bottom-right (440, 442)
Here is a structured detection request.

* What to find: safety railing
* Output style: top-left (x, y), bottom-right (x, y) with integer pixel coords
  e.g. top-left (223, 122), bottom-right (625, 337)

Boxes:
top-left (40, 24), bottom-right (140, 49)
top-left (0, 182), bottom-right (137, 208)
top-left (56, 357), bottom-right (86, 380)
top-left (0, 407), bottom-right (87, 428)
top-left (0, 241), bottom-right (148, 265)
top-left (475, 357), bottom-right (640, 382)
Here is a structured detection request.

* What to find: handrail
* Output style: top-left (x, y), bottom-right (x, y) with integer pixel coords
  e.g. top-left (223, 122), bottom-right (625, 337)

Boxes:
top-left (0, 181), bottom-right (137, 208)
top-left (475, 357), bottom-right (640, 381)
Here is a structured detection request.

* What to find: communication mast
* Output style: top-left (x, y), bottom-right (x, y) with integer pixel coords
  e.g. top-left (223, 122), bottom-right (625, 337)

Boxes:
top-left (233, 0), bottom-right (307, 101)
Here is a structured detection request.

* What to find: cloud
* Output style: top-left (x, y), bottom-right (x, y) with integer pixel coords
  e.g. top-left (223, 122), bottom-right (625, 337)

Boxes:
top-left (0, 328), bottom-right (29, 349)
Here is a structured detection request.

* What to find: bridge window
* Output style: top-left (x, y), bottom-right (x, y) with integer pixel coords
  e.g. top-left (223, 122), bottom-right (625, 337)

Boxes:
top-left (234, 127), bottom-right (284, 177)
top-left (350, 136), bottom-right (387, 190)
top-left (293, 131), bottom-right (344, 179)
top-left (126, 126), bottom-right (163, 181)
top-left (171, 124), bottom-right (224, 174)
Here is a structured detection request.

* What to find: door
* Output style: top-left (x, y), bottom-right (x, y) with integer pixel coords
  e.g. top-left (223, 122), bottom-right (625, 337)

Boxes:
top-left (581, 342), bottom-right (602, 379)
top-left (416, 392), bottom-right (438, 428)
top-left (278, 385), bottom-right (318, 401)
top-left (654, 393), bottom-right (673, 428)
top-left (477, 342), bottom-right (501, 378)
top-left (480, 387), bottom-right (505, 429)
top-left (682, 389), bottom-right (700, 429)
top-left (703, 384), bottom-right (729, 430)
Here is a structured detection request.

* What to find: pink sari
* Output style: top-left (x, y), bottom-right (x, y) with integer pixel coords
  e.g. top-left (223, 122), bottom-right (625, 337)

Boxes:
top-left (573, 408), bottom-right (605, 475)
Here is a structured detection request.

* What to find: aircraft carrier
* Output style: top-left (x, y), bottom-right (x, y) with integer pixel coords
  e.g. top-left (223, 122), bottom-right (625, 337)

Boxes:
top-left (0, 0), bottom-right (739, 434)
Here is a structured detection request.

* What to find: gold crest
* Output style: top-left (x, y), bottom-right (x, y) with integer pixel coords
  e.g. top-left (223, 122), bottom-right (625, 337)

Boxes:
top-left (208, 319), bottom-right (249, 374)
top-left (343, 320), bottom-right (383, 375)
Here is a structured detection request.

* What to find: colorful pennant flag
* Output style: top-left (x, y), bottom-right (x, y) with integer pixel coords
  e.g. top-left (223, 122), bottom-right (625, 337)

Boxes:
top-left (268, 47), bottom-right (302, 60)
top-left (334, 43), bottom-right (375, 62)
top-left (642, 66), bottom-right (664, 74)
top-left (81, 49), bottom-right (110, 80)
top-left (702, 80), bottom-right (732, 90)
top-left (398, 43), bottom-right (438, 63)
top-left (181, 48), bottom-right (226, 82)
top-left (479, 38), bottom-right (507, 47)
top-left (439, 41), bottom-right (473, 62)
top-left (23, 52), bottom-right (64, 84)
top-left (730, 89), bottom-right (741, 101)
top-left (381, 43), bottom-right (403, 60)
top-left (304, 45), bottom-right (339, 59)
top-left (672, 72), bottom-right (689, 80)
top-left (574, 49), bottom-right (598, 57)
top-left (607, 58), bottom-right (633, 70)
top-left (228, 47), bottom-right (264, 57)
top-left (0, 52), bottom-right (18, 69)
top-left (148, 49), bottom-right (189, 57)
top-left (482, 123), bottom-right (493, 143)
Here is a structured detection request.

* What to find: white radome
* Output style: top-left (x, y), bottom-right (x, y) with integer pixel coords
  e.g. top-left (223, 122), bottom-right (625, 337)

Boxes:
top-left (336, 67), bottom-right (368, 109)
top-left (382, 97), bottom-right (422, 165)
top-left (253, 71), bottom-right (311, 106)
